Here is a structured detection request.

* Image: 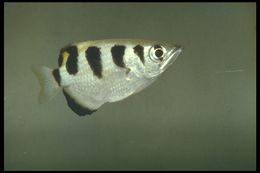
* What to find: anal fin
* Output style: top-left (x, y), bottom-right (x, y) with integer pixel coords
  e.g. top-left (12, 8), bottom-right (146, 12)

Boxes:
top-left (63, 89), bottom-right (97, 116)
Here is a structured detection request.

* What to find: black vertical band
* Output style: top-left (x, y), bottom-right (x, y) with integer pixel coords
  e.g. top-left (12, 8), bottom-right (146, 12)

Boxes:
top-left (65, 46), bottom-right (79, 75)
top-left (111, 45), bottom-right (126, 68)
top-left (134, 45), bottom-right (145, 64)
top-left (52, 69), bottom-right (61, 86)
top-left (85, 46), bottom-right (103, 78)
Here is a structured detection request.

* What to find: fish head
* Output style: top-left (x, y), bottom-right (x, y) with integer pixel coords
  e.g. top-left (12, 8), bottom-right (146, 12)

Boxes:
top-left (143, 42), bottom-right (183, 78)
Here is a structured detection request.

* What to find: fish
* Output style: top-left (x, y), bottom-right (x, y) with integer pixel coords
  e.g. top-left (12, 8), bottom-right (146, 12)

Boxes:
top-left (33, 39), bottom-right (183, 116)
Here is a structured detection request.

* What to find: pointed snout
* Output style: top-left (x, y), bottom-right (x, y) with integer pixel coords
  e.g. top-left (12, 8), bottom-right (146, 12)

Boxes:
top-left (160, 45), bottom-right (183, 72)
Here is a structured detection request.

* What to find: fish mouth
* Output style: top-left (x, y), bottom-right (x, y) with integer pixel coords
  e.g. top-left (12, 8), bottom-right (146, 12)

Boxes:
top-left (160, 45), bottom-right (183, 72)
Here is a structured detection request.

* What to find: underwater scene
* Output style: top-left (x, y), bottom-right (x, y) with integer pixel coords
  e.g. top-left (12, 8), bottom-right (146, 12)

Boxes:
top-left (4, 3), bottom-right (256, 171)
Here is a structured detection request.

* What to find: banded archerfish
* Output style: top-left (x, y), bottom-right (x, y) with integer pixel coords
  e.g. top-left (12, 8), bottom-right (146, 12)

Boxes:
top-left (33, 39), bottom-right (183, 116)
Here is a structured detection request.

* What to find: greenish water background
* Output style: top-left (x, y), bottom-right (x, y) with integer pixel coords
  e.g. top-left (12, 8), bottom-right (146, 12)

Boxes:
top-left (4, 3), bottom-right (256, 171)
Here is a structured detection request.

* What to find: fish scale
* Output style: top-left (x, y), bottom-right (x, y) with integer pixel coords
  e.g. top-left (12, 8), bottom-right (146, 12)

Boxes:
top-left (33, 39), bottom-right (183, 116)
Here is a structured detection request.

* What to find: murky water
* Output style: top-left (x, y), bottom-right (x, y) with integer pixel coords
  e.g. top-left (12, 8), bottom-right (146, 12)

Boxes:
top-left (4, 3), bottom-right (256, 171)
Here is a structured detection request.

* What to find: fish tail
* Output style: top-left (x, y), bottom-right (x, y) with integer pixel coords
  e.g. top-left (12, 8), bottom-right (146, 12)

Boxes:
top-left (32, 66), bottom-right (61, 104)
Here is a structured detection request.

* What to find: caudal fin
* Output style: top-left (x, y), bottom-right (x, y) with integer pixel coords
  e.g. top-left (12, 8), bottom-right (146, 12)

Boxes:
top-left (32, 66), bottom-right (61, 104)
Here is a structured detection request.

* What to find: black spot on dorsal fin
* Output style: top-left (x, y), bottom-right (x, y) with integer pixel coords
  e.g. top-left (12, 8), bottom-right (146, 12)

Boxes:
top-left (133, 45), bottom-right (145, 64)
top-left (111, 45), bottom-right (126, 68)
top-left (63, 89), bottom-right (97, 116)
top-left (85, 46), bottom-right (103, 78)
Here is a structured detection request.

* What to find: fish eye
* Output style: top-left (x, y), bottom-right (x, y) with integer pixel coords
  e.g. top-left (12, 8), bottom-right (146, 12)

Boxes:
top-left (155, 49), bottom-right (164, 58)
top-left (149, 45), bottom-right (166, 62)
